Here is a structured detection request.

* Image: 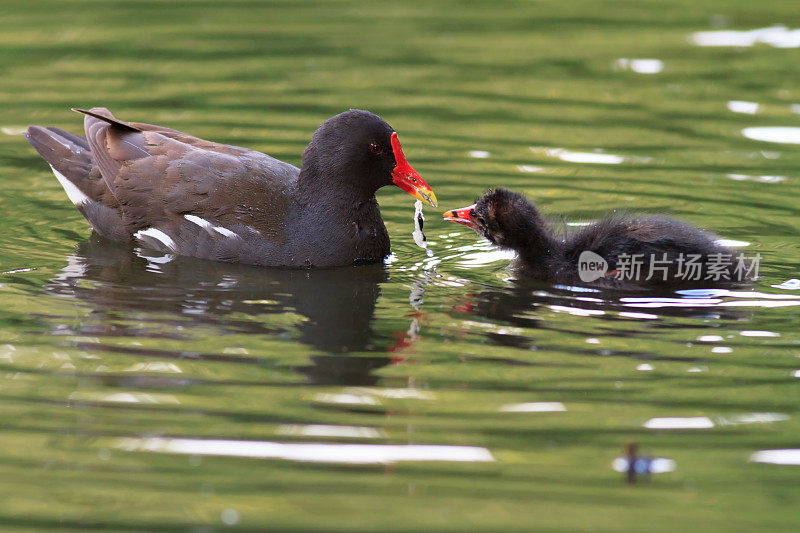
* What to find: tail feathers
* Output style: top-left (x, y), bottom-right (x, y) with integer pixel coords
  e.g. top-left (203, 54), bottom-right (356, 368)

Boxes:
top-left (46, 126), bottom-right (89, 150)
top-left (72, 107), bottom-right (141, 132)
top-left (25, 125), bottom-right (129, 242)
top-left (25, 125), bottom-right (93, 180)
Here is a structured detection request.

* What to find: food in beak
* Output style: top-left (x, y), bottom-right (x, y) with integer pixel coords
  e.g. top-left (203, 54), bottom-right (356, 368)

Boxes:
top-left (412, 199), bottom-right (432, 255)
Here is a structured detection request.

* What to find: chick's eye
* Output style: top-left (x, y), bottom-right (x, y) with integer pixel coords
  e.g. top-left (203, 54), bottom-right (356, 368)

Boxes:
top-left (369, 142), bottom-right (382, 154)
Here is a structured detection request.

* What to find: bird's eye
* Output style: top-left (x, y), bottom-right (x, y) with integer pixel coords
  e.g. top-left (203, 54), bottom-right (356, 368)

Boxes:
top-left (369, 142), bottom-right (382, 154)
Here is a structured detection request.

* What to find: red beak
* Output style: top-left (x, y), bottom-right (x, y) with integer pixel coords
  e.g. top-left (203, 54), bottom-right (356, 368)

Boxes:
top-left (442, 203), bottom-right (477, 228)
top-left (390, 132), bottom-right (437, 207)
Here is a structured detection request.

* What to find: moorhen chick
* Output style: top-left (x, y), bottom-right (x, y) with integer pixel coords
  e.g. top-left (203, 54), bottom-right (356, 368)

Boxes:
top-left (443, 189), bottom-right (753, 287)
top-left (26, 108), bottom-right (437, 268)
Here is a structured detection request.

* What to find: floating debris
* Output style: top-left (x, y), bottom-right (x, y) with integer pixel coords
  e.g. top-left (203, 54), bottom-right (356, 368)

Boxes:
top-left (412, 200), bottom-right (433, 256)
top-left (613, 443), bottom-right (676, 483)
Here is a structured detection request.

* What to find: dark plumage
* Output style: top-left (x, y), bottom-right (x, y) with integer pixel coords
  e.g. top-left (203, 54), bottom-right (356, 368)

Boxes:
top-left (26, 108), bottom-right (437, 268)
top-left (444, 188), bottom-right (752, 287)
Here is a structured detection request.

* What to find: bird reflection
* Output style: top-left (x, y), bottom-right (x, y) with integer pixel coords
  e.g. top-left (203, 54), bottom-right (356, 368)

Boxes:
top-left (453, 280), bottom-right (750, 358)
top-left (46, 235), bottom-right (398, 385)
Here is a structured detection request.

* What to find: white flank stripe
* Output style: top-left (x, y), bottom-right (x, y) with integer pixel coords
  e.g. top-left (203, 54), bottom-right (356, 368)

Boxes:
top-left (50, 165), bottom-right (90, 206)
top-left (213, 226), bottom-right (239, 238)
top-left (184, 214), bottom-right (214, 231)
top-left (134, 228), bottom-right (177, 252)
top-left (184, 214), bottom-right (239, 239)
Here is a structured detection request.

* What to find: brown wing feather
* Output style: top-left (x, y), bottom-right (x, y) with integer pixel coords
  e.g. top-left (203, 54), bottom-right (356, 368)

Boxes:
top-left (78, 107), bottom-right (298, 246)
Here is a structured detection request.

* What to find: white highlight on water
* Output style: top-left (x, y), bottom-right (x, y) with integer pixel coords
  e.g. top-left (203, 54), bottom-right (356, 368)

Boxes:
top-left (718, 413), bottom-right (789, 426)
top-left (517, 165), bottom-right (545, 173)
top-left (116, 437), bottom-right (496, 464)
top-left (614, 58), bottom-right (664, 74)
top-left (742, 127), bottom-right (800, 144)
top-left (314, 393), bottom-right (379, 406)
top-left (277, 425), bottom-right (383, 439)
top-left (535, 147), bottom-right (626, 164)
top-left (691, 25), bottom-right (800, 48)
top-left (750, 449), bottom-right (800, 465)
top-left (644, 417), bottom-right (715, 429)
top-left (499, 402), bottom-right (567, 413)
top-left (125, 361), bottom-right (183, 373)
top-left (727, 100), bottom-right (759, 114)
top-left (740, 330), bottom-right (780, 337)
top-left (772, 279), bottom-right (800, 290)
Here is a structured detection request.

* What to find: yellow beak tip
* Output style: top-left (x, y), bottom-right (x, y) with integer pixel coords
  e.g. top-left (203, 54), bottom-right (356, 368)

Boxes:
top-left (414, 190), bottom-right (438, 208)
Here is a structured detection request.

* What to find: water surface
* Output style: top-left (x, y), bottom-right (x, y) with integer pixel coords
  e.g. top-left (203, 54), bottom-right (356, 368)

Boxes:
top-left (2, 1), bottom-right (800, 530)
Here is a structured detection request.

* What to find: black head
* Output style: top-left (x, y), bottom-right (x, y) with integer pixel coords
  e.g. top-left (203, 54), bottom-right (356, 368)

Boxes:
top-left (301, 109), bottom-right (436, 205)
top-left (443, 188), bottom-right (546, 250)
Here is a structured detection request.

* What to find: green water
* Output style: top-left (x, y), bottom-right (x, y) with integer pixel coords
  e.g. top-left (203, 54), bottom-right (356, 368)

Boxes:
top-left (2, 0), bottom-right (800, 530)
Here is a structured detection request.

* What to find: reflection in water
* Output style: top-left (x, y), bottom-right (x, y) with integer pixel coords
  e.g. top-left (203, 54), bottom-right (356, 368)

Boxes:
top-left (455, 283), bottom-right (753, 327)
top-left (448, 281), bottom-right (761, 364)
top-left (116, 437), bottom-right (495, 464)
top-left (45, 236), bottom-right (398, 384)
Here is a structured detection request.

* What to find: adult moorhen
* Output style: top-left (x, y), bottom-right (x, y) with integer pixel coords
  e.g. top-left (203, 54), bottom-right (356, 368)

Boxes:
top-left (443, 188), bottom-right (754, 287)
top-left (26, 108), bottom-right (437, 268)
